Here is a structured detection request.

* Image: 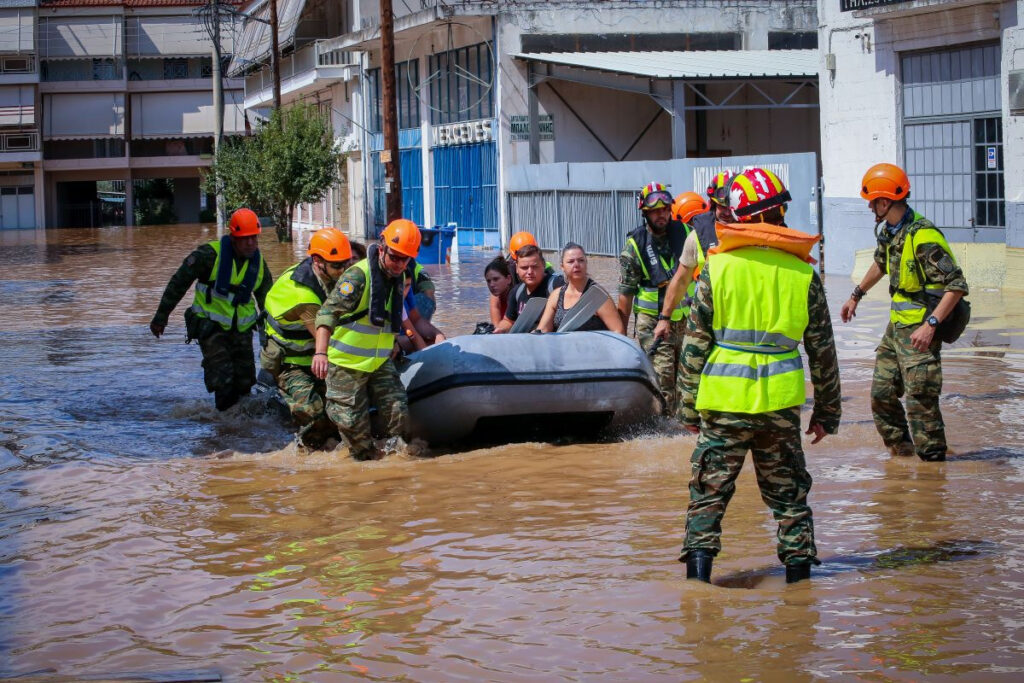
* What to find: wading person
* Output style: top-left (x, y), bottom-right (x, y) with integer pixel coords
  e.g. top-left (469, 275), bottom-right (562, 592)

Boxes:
top-left (262, 228), bottom-right (353, 448)
top-left (494, 244), bottom-right (563, 333)
top-left (617, 182), bottom-right (691, 413)
top-left (678, 168), bottom-right (842, 584)
top-left (311, 219), bottom-right (420, 461)
top-left (150, 208), bottom-right (273, 411)
top-left (537, 242), bottom-right (623, 334)
top-left (840, 163), bottom-right (968, 462)
top-left (653, 191), bottom-right (711, 344)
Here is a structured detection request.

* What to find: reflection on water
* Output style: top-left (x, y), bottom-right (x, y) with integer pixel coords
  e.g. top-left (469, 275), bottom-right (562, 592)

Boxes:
top-left (1, 225), bottom-right (1023, 680)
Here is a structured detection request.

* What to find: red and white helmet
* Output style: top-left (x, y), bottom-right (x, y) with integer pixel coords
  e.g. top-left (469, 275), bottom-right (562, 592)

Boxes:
top-left (637, 181), bottom-right (674, 212)
top-left (706, 170), bottom-right (734, 207)
top-left (729, 168), bottom-right (791, 222)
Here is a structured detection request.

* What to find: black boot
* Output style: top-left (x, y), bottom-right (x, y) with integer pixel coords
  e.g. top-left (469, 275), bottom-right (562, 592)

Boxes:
top-left (215, 389), bottom-right (239, 411)
top-left (684, 550), bottom-right (714, 583)
top-left (785, 563), bottom-right (811, 584)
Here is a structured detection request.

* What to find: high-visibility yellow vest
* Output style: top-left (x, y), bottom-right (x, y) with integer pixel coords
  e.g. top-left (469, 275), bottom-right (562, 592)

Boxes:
top-left (626, 227), bottom-right (689, 321)
top-left (264, 261), bottom-right (323, 366)
top-left (695, 246), bottom-right (813, 414)
top-left (326, 259), bottom-right (397, 373)
top-left (888, 213), bottom-right (956, 326)
top-left (190, 239), bottom-right (266, 332)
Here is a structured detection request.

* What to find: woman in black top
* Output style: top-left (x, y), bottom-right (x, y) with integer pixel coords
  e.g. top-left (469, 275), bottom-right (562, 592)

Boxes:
top-left (538, 243), bottom-right (624, 334)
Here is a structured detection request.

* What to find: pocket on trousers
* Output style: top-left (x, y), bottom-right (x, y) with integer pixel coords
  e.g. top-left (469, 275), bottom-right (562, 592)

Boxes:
top-left (904, 358), bottom-right (939, 397)
top-left (259, 340), bottom-right (285, 379)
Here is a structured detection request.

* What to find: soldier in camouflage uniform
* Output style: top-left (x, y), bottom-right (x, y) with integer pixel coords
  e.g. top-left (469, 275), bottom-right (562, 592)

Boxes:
top-left (311, 220), bottom-right (420, 461)
top-left (841, 163), bottom-right (968, 462)
top-left (617, 182), bottom-right (691, 415)
top-left (150, 208), bottom-right (273, 411)
top-left (262, 228), bottom-right (353, 448)
top-left (678, 169), bottom-right (842, 584)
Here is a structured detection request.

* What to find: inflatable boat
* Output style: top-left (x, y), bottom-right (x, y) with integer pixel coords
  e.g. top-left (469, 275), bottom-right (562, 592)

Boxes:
top-left (399, 331), bottom-right (664, 445)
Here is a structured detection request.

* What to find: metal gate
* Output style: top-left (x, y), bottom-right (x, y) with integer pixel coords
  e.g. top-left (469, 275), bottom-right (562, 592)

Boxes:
top-left (433, 141), bottom-right (497, 244)
top-left (371, 147), bottom-right (423, 231)
top-left (902, 44), bottom-right (1003, 233)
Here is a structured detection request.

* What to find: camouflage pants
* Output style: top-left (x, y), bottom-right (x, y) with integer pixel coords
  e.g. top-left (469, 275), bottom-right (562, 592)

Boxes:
top-left (871, 323), bottom-right (946, 461)
top-left (682, 408), bottom-right (818, 566)
top-left (277, 364), bottom-right (337, 448)
top-left (324, 359), bottom-right (408, 461)
top-left (635, 313), bottom-right (685, 415)
top-left (198, 328), bottom-right (256, 407)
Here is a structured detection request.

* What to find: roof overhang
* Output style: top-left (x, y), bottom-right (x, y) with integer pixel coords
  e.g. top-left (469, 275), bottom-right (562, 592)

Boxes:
top-left (319, 5), bottom-right (451, 53)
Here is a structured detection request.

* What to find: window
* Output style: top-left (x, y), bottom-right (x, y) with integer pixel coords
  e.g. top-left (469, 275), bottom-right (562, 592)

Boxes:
top-left (429, 43), bottom-right (493, 125)
top-left (92, 58), bottom-right (117, 80)
top-left (365, 59), bottom-right (419, 133)
top-left (768, 32), bottom-right (818, 50)
top-left (163, 58), bottom-right (188, 80)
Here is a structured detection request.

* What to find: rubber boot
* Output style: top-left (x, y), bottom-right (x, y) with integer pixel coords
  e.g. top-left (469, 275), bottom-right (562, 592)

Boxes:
top-left (685, 550), bottom-right (713, 583)
top-left (215, 389), bottom-right (239, 412)
top-left (785, 563), bottom-right (811, 584)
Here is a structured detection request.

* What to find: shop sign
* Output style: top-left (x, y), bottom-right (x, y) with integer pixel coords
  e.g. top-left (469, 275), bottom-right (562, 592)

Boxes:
top-left (841, 0), bottom-right (915, 11)
top-left (510, 115), bottom-right (555, 142)
top-left (433, 119), bottom-right (493, 147)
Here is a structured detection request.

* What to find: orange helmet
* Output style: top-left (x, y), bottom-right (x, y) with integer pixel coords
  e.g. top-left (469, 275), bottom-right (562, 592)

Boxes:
top-left (308, 227), bottom-right (352, 261)
top-left (638, 181), bottom-right (673, 212)
top-left (228, 208), bottom-right (261, 237)
top-left (729, 168), bottom-right (791, 222)
top-left (860, 163), bottom-right (910, 201)
top-left (672, 192), bottom-right (709, 224)
top-left (706, 170), bottom-right (734, 207)
top-left (381, 218), bottom-right (421, 258)
top-left (509, 231), bottom-right (538, 255)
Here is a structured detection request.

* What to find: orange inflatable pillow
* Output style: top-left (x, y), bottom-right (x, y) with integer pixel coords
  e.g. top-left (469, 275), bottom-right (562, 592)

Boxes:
top-left (709, 221), bottom-right (820, 264)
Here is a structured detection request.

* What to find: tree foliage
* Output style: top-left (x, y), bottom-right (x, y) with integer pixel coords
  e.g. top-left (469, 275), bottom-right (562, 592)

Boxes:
top-left (203, 102), bottom-right (343, 242)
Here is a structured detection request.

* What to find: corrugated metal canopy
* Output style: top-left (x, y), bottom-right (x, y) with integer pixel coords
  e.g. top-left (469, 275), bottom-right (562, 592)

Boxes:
top-left (515, 49), bottom-right (818, 80)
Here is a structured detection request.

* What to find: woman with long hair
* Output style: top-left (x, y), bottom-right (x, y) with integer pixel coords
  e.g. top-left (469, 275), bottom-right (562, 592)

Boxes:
top-left (537, 243), bottom-right (623, 334)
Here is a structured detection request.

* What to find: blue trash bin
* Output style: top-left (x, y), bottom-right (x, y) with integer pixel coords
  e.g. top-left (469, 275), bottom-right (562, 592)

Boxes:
top-left (415, 226), bottom-right (456, 264)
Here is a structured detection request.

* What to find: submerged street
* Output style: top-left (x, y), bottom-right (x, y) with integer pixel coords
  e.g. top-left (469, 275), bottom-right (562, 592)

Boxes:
top-left (1, 224), bottom-right (1023, 680)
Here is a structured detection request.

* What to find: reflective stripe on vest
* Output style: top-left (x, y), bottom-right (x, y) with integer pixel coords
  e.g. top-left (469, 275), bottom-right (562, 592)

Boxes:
top-left (627, 235), bottom-right (688, 321)
top-left (695, 246), bottom-right (813, 414)
top-left (189, 240), bottom-right (266, 332)
top-left (326, 259), bottom-right (396, 373)
top-left (887, 215), bottom-right (955, 325)
top-left (264, 262), bottom-right (324, 365)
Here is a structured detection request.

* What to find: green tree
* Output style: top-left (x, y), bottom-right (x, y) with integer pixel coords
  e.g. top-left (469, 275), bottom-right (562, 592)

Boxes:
top-left (203, 102), bottom-right (343, 242)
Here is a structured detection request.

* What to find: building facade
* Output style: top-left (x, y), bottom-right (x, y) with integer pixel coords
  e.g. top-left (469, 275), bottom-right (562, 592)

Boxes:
top-left (818, 0), bottom-right (1023, 288)
top-left (0, 0), bottom-right (247, 230)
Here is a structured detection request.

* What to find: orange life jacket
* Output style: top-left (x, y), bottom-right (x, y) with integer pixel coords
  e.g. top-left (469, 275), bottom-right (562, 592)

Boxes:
top-left (709, 221), bottom-right (819, 263)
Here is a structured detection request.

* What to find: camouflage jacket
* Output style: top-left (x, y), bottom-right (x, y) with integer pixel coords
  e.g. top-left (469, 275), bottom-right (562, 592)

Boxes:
top-left (315, 264), bottom-right (368, 330)
top-left (618, 225), bottom-right (679, 296)
top-left (873, 208), bottom-right (969, 300)
top-left (151, 243), bottom-right (274, 327)
top-left (678, 258), bottom-right (842, 433)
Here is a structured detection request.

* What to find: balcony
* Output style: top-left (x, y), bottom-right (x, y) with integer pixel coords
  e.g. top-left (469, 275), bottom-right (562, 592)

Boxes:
top-left (0, 130), bottom-right (41, 162)
top-left (243, 40), bottom-right (357, 109)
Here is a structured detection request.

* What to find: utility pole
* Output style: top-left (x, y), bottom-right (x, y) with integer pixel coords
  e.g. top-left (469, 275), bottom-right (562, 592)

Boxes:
top-left (380, 0), bottom-right (402, 222)
top-left (269, 0), bottom-right (282, 114)
top-left (210, 0), bottom-right (225, 231)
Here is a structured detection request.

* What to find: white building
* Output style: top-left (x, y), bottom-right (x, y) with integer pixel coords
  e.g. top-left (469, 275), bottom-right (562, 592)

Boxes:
top-left (818, 0), bottom-right (1023, 289)
top-left (0, 0), bottom-right (248, 229)
top-left (232, 0), bottom-right (820, 249)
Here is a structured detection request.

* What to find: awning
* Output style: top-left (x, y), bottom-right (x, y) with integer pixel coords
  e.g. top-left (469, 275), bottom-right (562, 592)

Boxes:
top-left (37, 16), bottom-right (123, 60)
top-left (126, 15), bottom-right (232, 58)
top-left (43, 93), bottom-right (124, 139)
top-left (0, 85), bottom-right (34, 126)
top-left (227, 0), bottom-right (307, 76)
top-left (130, 90), bottom-right (246, 139)
top-left (514, 49), bottom-right (819, 80)
top-left (0, 7), bottom-right (34, 53)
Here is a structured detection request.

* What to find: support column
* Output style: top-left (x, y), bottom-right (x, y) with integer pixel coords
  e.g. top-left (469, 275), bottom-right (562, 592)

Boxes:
top-left (124, 176), bottom-right (134, 227)
top-left (420, 56), bottom-right (434, 228)
top-left (671, 80), bottom-right (687, 159)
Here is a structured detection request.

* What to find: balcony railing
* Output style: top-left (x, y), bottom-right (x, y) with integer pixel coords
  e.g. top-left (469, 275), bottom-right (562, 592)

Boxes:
top-left (245, 40), bottom-right (355, 100)
top-left (0, 131), bottom-right (39, 152)
top-left (316, 42), bottom-right (354, 67)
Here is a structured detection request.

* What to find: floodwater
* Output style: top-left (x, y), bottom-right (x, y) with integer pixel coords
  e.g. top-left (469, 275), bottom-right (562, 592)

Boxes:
top-left (1, 224), bottom-right (1023, 681)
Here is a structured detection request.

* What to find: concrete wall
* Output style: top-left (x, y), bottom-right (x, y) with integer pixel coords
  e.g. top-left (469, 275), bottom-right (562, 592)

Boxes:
top-left (819, 0), bottom-right (1023, 287)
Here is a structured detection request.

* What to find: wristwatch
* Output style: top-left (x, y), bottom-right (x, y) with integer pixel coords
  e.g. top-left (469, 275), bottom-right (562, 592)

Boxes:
top-left (656, 314), bottom-right (671, 321)
top-left (926, 315), bottom-right (939, 327)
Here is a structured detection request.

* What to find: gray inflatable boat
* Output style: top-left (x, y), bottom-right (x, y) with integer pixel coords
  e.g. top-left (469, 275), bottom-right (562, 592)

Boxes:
top-left (399, 331), bottom-right (664, 445)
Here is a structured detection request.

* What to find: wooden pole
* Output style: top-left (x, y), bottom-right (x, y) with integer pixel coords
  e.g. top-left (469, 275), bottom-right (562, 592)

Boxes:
top-left (380, 0), bottom-right (402, 223)
top-left (269, 0), bottom-right (282, 113)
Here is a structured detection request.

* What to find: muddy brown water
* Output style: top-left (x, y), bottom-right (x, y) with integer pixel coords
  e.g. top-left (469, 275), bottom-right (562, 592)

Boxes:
top-left (1, 224), bottom-right (1023, 681)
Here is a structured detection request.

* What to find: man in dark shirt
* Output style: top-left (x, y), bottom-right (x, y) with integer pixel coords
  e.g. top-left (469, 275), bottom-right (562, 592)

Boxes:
top-left (495, 244), bottom-right (563, 332)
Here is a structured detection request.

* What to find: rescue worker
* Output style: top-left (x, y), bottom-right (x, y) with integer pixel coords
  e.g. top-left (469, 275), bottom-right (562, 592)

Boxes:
top-left (617, 182), bottom-right (691, 413)
top-left (262, 228), bottom-right (353, 448)
top-left (150, 208), bottom-right (273, 411)
top-left (311, 219), bottom-right (420, 461)
top-left (678, 168), bottom-right (842, 584)
top-left (840, 163), bottom-right (968, 462)
top-left (494, 244), bottom-right (564, 333)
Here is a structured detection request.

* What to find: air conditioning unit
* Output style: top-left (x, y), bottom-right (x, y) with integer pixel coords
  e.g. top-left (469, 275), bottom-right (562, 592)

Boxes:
top-left (2, 56), bottom-right (30, 72)
top-left (1011, 69), bottom-right (1024, 115)
top-left (5, 135), bottom-right (33, 150)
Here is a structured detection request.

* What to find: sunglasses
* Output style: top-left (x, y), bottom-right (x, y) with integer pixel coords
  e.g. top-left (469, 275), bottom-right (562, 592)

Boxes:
top-left (641, 190), bottom-right (674, 210)
top-left (324, 260), bottom-right (347, 270)
top-left (384, 249), bottom-right (411, 264)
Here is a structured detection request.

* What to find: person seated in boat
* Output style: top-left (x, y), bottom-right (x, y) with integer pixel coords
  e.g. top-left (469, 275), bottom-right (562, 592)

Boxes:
top-left (506, 230), bottom-right (556, 285)
top-left (398, 277), bottom-right (446, 354)
top-left (405, 258), bottom-right (437, 320)
top-left (494, 244), bottom-right (564, 333)
top-left (537, 242), bottom-right (624, 334)
top-left (485, 256), bottom-right (513, 326)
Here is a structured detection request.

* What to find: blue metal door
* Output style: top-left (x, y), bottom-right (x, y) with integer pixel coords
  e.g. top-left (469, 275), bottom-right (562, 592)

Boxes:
top-left (372, 147), bottom-right (424, 231)
top-left (433, 141), bottom-right (497, 239)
